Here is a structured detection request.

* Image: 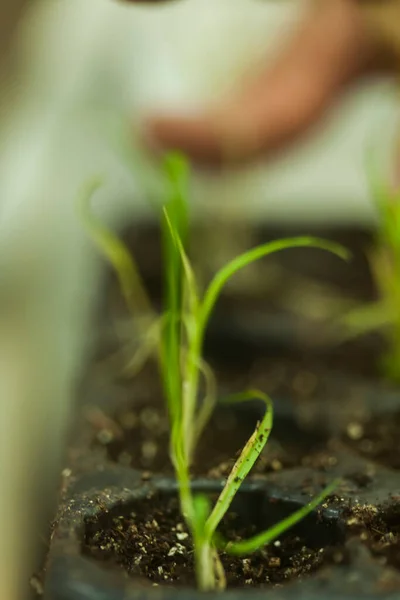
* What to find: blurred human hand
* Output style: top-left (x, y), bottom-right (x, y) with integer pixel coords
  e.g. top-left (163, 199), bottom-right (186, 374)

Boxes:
top-left (124, 0), bottom-right (399, 166)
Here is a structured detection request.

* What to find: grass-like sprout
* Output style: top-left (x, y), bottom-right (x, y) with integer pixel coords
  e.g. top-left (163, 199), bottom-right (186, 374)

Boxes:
top-left (339, 149), bottom-right (400, 381)
top-left (79, 152), bottom-right (349, 591)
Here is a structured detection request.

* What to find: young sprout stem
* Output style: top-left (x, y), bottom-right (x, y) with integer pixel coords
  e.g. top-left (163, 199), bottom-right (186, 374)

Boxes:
top-left (181, 332), bottom-right (202, 462)
top-left (192, 357), bottom-right (217, 452)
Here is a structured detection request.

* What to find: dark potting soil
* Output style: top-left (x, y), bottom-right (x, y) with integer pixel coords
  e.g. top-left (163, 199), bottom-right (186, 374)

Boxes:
top-left (344, 502), bottom-right (400, 571)
top-left (98, 399), bottom-right (318, 478)
top-left (83, 494), bottom-right (334, 589)
top-left (90, 354), bottom-right (400, 478)
top-left (76, 350), bottom-right (400, 592)
top-left (89, 363), bottom-right (326, 477)
top-left (343, 411), bottom-right (400, 471)
top-left (82, 492), bottom-right (400, 590)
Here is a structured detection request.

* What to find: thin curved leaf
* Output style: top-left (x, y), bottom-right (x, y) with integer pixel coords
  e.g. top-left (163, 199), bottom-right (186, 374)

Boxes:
top-left (78, 178), bottom-right (152, 318)
top-left (192, 357), bottom-right (218, 452)
top-left (123, 317), bottom-right (163, 377)
top-left (163, 207), bottom-right (199, 314)
top-left (200, 237), bottom-right (350, 333)
top-left (218, 479), bottom-right (339, 556)
top-left (206, 390), bottom-right (273, 538)
top-left (339, 300), bottom-right (392, 340)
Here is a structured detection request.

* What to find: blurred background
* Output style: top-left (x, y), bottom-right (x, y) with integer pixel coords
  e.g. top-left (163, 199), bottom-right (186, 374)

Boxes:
top-left (0, 0), bottom-right (399, 598)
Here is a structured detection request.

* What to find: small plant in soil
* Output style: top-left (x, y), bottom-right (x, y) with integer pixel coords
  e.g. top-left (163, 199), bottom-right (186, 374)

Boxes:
top-left (339, 150), bottom-right (400, 381)
top-left (79, 152), bottom-right (349, 591)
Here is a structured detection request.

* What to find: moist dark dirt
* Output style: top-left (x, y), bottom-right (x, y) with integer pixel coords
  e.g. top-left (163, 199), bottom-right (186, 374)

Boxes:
top-left (83, 494), bottom-right (335, 589)
top-left (90, 354), bottom-right (400, 478)
top-left (343, 411), bottom-right (400, 470)
top-left (97, 393), bottom-right (317, 478)
top-left (83, 493), bottom-right (400, 589)
top-left (83, 360), bottom-right (400, 590)
top-left (90, 359), bottom-right (332, 477)
top-left (344, 502), bottom-right (400, 571)
top-left (82, 346), bottom-right (400, 591)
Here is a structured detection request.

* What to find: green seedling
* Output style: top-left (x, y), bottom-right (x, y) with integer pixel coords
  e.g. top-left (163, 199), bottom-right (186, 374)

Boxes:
top-left (339, 148), bottom-right (400, 381)
top-left (80, 152), bottom-right (348, 591)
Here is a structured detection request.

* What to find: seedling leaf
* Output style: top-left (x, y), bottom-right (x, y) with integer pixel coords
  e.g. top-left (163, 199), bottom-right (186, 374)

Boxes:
top-left (200, 237), bottom-right (350, 332)
top-left (206, 390), bottom-right (273, 538)
top-left (78, 178), bottom-right (151, 318)
top-left (217, 479), bottom-right (340, 556)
